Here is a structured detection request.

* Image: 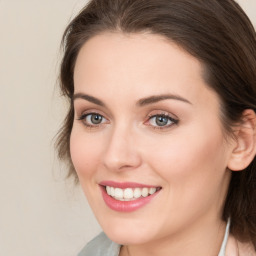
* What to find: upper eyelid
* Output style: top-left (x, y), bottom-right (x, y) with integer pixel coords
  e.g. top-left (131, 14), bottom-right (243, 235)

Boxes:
top-left (147, 110), bottom-right (179, 119)
top-left (73, 98), bottom-right (181, 119)
top-left (148, 113), bottom-right (177, 120)
top-left (77, 113), bottom-right (98, 120)
top-left (76, 108), bottom-right (108, 118)
top-left (73, 103), bottom-right (113, 119)
top-left (147, 114), bottom-right (179, 123)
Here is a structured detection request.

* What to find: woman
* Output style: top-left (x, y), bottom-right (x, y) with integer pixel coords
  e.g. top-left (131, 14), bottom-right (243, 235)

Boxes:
top-left (56, 0), bottom-right (256, 255)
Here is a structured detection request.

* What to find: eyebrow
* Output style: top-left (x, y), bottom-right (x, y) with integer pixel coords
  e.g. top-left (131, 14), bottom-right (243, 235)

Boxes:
top-left (137, 94), bottom-right (192, 106)
top-left (73, 93), bottom-right (106, 107)
top-left (73, 92), bottom-right (192, 107)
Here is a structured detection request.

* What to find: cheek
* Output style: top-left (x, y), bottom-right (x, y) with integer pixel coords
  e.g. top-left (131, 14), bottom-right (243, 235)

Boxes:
top-left (69, 129), bottom-right (102, 179)
top-left (143, 131), bottom-right (229, 228)
top-left (145, 127), bottom-right (228, 195)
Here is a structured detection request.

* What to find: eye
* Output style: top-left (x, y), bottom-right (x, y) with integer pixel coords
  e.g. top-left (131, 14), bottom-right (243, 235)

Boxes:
top-left (78, 112), bottom-right (108, 127)
top-left (147, 113), bottom-right (179, 129)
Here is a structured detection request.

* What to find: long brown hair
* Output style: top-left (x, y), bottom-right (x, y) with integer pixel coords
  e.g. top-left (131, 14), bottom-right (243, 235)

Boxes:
top-left (56, 0), bottom-right (256, 247)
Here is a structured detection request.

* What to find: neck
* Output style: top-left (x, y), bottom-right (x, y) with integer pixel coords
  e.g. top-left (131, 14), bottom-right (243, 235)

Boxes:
top-left (120, 216), bottom-right (227, 256)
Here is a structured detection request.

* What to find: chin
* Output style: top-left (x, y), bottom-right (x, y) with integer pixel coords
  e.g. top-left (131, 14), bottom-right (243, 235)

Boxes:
top-left (106, 229), bottom-right (152, 245)
top-left (99, 218), bottom-right (157, 245)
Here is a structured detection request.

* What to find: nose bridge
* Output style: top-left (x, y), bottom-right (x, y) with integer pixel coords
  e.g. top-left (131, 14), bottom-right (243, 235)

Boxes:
top-left (103, 121), bottom-right (141, 171)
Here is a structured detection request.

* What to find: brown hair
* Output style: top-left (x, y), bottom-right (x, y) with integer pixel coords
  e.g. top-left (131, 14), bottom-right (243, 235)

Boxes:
top-left (56, 0), bottom-right (256, 247)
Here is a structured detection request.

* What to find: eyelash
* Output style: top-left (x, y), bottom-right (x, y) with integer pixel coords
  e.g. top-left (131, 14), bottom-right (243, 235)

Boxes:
top-left (145, 113), bottom-right (179, 130)
top-left (77, 112), bottom-right (179, 130)
top-left (77, 112), bottom-right (108, 129)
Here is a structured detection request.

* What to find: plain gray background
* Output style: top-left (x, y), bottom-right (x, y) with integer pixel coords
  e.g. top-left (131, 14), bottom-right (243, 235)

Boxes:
top-left (0, 1), bottom-right (255, 255)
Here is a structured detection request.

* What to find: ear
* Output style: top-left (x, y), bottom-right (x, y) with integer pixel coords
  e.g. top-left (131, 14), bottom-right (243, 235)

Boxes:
top-left (228, 109), bottom-right (256, 171)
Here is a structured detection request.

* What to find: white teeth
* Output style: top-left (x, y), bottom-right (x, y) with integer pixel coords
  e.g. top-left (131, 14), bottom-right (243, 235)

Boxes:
top-left (142, 188), bottom-right (149, 197)
top-left (133, 188), bottom-right (142, 198)
top-left (114, 188), bottom-right (123, 199)
top-left (110, 187), bottom-right (115, 197)
top-left (149, 187), bottom-right (156, 195)
top-left (105, 186), bottom-right (159, 201)
top-left (106, 186), bottom-right (111, 195)
top-left (124, 188), bottom-right (133, 199)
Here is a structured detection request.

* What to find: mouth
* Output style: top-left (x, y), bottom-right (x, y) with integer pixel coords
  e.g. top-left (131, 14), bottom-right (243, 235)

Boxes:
top-left (104, 186), bottom-right (161, 201)
top-left (99, 181), bottom-right (162, 212)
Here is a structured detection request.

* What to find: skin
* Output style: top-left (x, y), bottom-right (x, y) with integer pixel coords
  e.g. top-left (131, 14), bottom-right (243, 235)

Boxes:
top-left (71, 32), bottom-right (237, 256)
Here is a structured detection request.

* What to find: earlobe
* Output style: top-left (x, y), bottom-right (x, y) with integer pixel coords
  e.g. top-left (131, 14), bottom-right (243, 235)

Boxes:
top-left (227, 109), bottom-right (256, 171)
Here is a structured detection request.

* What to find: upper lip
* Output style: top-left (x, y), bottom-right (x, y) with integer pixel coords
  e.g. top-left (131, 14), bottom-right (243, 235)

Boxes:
top-left (99, 180), bottom-right (161, 189)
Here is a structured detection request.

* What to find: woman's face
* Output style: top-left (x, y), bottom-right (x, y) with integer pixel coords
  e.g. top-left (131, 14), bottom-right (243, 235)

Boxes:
top-left (71, 32), bottom-right (233, 245)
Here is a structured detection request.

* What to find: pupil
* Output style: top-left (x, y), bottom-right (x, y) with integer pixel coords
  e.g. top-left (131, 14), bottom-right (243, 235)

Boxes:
top-left (91, 114), bottom-right (102, 124)
top-left (156, 116), bottom-right (168, 126)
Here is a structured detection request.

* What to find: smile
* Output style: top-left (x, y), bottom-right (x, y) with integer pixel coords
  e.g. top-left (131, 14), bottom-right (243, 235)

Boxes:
top-left (99, 181), bottom-right (162, 212)
top-left (105, 186), bottom-right (159, 201)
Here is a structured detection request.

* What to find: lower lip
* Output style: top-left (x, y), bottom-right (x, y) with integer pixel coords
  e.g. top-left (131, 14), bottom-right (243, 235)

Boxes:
top-left (100, 186), bottom-right (160, 212)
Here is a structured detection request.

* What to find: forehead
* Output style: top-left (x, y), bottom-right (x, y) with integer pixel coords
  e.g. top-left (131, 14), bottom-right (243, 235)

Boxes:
top-left (74, 32), bottom-right (202, 83)
top-left (74, 32), bottom-right (219, 109)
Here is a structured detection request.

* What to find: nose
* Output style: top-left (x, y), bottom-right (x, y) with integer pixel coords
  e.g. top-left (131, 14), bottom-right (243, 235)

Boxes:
top-left (102, 124), bottom-right (142, 172)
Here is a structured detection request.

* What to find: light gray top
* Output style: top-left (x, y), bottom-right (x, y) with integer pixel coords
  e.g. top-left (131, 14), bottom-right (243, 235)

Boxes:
top-left (78, 219), bottom-right (230, 256)
top-left (78, 232), bottom-right (120, 256)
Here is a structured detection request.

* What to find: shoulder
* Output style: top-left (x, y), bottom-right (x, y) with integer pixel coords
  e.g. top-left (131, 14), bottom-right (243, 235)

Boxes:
top-left (78, 232), bottom-right (121, 256)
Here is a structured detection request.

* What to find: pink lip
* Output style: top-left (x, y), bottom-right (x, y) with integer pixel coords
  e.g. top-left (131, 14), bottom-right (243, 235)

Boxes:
top-left (99, 181), bottom-right (161, 212)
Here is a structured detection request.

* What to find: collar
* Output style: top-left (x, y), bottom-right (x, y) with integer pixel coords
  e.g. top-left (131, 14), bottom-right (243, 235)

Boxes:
top-left (218, 218), bottom-right (231, 256)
